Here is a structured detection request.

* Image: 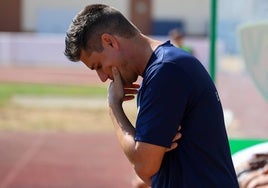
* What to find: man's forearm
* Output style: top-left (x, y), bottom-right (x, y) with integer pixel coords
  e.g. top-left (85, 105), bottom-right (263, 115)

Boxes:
top-left (109, 104), bottom-right (152, 186)
top-left (109, 104), bottom-right (139, 161)
top-left (107, 67), bottom-right (154, 186)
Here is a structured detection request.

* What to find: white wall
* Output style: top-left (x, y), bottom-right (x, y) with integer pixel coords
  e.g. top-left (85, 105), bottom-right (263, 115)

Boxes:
top-left (153, 0), bottom-right (209, 35)
top-left (0, 32), bottom-right (212, 70)
top-left (0, 0), bottom-right (211, 67)
top-left (22, 0), bottom-right (129, 32)
top-left (0, 33), bottom-right (70, 67)
top-left (21, 0), bottom-right (209, 35)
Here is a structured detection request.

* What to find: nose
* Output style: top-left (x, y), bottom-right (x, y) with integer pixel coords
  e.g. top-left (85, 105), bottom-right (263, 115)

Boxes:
top-left (96, 70), bottom-right (109, 82)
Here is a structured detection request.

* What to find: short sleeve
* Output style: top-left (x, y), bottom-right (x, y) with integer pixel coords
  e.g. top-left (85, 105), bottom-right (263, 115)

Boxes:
top-left (135, 63), bottom-right (192, 147)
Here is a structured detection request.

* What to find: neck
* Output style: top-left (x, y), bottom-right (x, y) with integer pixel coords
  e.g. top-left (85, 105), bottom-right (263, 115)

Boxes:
top-left (132, 34), bottom-right (162, 76)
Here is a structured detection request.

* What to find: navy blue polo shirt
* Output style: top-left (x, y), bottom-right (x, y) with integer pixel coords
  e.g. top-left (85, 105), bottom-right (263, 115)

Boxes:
top-left (135, 41), bottom-right (239, 187)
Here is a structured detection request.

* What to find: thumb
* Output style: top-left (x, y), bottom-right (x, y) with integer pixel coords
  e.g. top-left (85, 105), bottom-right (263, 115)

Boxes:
top-left (112, 67), bottom-right (121, 82)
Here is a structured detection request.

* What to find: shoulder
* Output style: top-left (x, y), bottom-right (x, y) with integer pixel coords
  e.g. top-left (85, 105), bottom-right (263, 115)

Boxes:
top-left (141, 61), bottom-right (193, 101)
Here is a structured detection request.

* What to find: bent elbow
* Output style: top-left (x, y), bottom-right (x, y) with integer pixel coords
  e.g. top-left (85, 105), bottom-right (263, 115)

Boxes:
top-left (134, 164), bottom-right (159, 186)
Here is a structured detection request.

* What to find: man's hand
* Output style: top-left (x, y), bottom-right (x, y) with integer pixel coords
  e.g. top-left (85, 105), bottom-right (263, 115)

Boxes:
top-left (108, 67), bottom-right (139, 107)
top-left (166, 126), bottom-right (182, 152)
top-left (239, 166), bottom-right (268, 188)
top-left (238, 153), bottom-right (268, 188)
top-left (132, 126), bottom-right (182, 188)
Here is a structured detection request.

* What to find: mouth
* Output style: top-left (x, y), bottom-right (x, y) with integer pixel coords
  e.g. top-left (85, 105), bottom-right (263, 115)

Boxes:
top-left (108, 74), bottom-right (114, 81)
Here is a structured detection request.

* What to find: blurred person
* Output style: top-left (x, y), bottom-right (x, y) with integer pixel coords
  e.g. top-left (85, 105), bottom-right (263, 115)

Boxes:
top-left (169, 28), bottom-right (194, 54)
top-left (233, 142), bottom-right (268, 188)
top-left (65, 4), bottom-right (239, 187)
top-left (237, 153), bottom-right (268, 188)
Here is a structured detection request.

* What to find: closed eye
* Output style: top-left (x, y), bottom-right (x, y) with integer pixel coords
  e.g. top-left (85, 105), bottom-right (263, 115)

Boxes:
top-left (89, 63), bottom-right (95, 70)
top-left (89, 63), bottom-right (101, 71)
top-left (95, 64), bottom-right (102, 70)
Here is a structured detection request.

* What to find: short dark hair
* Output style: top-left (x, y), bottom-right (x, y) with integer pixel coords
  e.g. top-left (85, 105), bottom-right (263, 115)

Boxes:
top-left (64, 4), bottom-right (140, 62)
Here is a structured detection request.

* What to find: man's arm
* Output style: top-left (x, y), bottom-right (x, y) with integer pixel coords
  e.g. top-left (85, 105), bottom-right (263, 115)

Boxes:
top-left (131, 132), bottom-right (182, 188)
top-left (108, 67), bottom-right (180, 186)
top-left (109, 104), bottom-right (166, 185)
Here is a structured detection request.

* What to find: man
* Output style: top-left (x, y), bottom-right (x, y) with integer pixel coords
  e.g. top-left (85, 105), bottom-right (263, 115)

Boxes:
top-left (237, 152), bottom-right (268, 188)
top-left (233, 142), bottom-right (268, 188)
top-left (169, 28), bottom-right (194, 54)
top-left (65, 4), bottom-right (239, 187)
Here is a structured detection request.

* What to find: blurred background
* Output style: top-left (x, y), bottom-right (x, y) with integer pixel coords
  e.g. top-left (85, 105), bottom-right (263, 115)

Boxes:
top-left (0, 0), bottom-right (267, 187)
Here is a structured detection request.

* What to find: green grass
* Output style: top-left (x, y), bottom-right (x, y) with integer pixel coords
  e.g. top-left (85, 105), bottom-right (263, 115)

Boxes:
top-left (0, 83), bottom-right (107, 106)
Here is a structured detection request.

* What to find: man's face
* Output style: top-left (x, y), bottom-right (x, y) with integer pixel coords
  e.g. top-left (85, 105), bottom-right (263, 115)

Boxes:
top-left (80, 47), bottom-right (137, 87)
top-left (80, 49), bottom-right (111, 82)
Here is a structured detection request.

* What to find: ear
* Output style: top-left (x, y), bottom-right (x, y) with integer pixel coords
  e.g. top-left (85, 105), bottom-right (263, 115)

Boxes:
top-left (101, 33), bottom-right (119, 50)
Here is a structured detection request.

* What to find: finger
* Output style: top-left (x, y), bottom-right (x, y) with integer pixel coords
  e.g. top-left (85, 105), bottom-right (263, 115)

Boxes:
top-left (126, 83), bottom-right (140, 89)
top-left (172, 132), bottom-right (182, 142)
top-left (124, 88), bottom-right (139, 95)
top-left (247, 174), bottom-right (268, 188)
top-left (240, 171), bottom-right (260, 188)
top-left (166, 142), bottom-right (178, 152)
top-left (112, 67), bottom-right (121, 83)
top-left (123, 95), bottom-right (135, 101)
